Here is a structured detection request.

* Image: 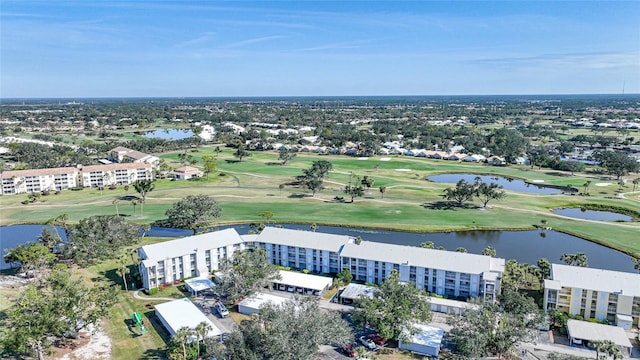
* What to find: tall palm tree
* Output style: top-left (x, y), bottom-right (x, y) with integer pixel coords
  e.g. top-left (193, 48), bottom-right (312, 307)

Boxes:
top-left (112, 199), bottom-right (120, 216)
top-left (194, 321), bottom-right (212, 358)
top-left (132, 179), bottom-right (155, 215)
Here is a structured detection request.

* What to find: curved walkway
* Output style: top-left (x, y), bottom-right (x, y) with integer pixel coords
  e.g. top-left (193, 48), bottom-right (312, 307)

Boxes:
top-left (132, 289), bottom-right (180, 302)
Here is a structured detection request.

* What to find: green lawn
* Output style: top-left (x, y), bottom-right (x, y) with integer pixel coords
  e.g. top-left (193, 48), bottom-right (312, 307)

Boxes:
top-left (1, 151), bottom-right (639, 257)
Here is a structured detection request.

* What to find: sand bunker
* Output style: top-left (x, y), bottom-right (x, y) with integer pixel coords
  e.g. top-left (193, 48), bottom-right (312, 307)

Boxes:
top-left (595, 183), bottom-right (612, 187)
top-left (531, 179), bottom-right (544, 183)
top-left (395, 168), bottom-right (411, 172)
top-left (379, 157), bottom-right (391, 161)
top-left (357, 157), bottom-right (368, 160)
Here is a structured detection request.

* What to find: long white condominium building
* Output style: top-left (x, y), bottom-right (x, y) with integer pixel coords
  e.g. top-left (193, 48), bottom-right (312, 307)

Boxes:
top-left (137, 227), bottom-right (505, 303)
top-left (1, 163), bottom-right (153, 195)
top-left (544, 263), bottom-right (640, 327)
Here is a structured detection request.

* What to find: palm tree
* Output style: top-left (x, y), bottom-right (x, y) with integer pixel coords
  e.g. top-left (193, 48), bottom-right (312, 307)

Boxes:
top-left (633, 177), bottom-right (640, 192)
top-left (194, 321), bottom-right (212, 358)
top-left (116, 257), bottom-right (130, 291)
top-left (583, 180), bottom-right (592, 195)
top-left (420, 241), bottom-right (435, 249)
top-left (131, 199), bottom-right (139, 216)
top-left (172, 327), bottom-right (194, 360)
top-left (379, 186), bottom-right (387, 199)
top-left (112, 199), bottom-right (120, 216)
top-left (132, 179), bottom-right (155, 215)
top-left (482, 246), bottom-right (497, 257)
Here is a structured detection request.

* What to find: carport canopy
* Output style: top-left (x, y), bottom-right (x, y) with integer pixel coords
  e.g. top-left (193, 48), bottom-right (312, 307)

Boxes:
top-left (185, 277), bottom-right (216, 296)
top-left (566, 319), bottom-right (632, 353)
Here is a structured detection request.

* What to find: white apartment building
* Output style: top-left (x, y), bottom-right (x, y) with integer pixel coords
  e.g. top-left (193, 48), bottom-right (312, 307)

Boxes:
top-left (544, 264), bottom-right (640, 328)
top-left (137, 227), bottom-right (505, 303)
top-left (1, 163), bottom-right (153, 195)
top-left (340, 241), bottom-right (504, 302)
top-left (137, 228), bottom-right (246, 290)
top-left (109, 146), bottom-right (160, 167)
top-left (252, 227), bottom-right (346, 274)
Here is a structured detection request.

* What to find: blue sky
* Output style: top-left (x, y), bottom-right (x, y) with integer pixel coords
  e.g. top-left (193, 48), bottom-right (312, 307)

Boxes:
top-left (1, 1), bottom-right (639, 98)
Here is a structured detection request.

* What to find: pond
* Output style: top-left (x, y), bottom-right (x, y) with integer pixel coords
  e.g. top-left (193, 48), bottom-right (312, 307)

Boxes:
top-left (3, 223), bottom-right (636, 273)
top-left (553, 208), bottom-right (633, 222)
top-left (427, 173), bottom-right (566, 195)
top-left (0, 225), bottom-right (66, 270)
top-left (144, 128), bottom-right (194, 140)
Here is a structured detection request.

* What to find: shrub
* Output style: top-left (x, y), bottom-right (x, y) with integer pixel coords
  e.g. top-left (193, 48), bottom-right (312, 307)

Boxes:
top-left (70, 186), bottom-right (84, 191)
top-left (41, 190), bottom-right (50, 196)
top-left (55, 190), bottom-right (61, 195)
top-left (147, 287), bottom-right (159, 295)
top-left (21, 199), bottom-right (30, 205)
top-left (109, 185), bottom-right (117, 190)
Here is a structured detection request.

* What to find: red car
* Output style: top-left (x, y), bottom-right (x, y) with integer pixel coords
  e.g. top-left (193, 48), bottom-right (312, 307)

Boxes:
top-left (339, 344), bottom-right (355, 357)
top-left (367, 333), bottom-right (387, 345)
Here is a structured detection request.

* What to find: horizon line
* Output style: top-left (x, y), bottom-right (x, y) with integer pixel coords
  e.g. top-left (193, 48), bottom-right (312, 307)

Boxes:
top-left (2, 93), bottom-right (639, 101)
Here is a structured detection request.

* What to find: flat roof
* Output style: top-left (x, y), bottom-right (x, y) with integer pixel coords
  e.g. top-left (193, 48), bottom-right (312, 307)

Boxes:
top-left (403, 324), bottom-right (444, 348)
top-left (154, 298), bottom-right (222, 338)
top-left (340, 241), bottom-right (505, 275)
top-left (566, 319), bottom-right (632, 348)
top-left (340, 283), bottom-right (378, 300)
top-left (273, 270), bottom-right (333, 291)
top-left (185, 277), bottom-right (215, 293)
top-left (551, 263), bottom-right (640, 297)
top-left (239, 293), bottom-right (289, 311)
top-left (429, 297), bottom-right (478, 310)
top-left (139, 228), bottom-right (243, 262)
top-left (544, 279), bottom-right (562, 291)
top-left (256, 227), bottom-right (351, 253)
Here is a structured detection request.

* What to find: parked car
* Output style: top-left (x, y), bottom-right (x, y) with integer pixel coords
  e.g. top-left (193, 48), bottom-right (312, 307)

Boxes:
top-left (366, 333), bottom-right (387, 345)
top-left (215, 302), bottom-right (229, 317)
top-left (359, 336), bottom-right (376, 350)
top-left (339, 344), bottom-right (355, 357)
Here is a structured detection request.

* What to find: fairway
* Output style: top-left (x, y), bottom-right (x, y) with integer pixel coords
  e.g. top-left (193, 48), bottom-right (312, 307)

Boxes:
top-left (1, 150), bottom-right (639, 257)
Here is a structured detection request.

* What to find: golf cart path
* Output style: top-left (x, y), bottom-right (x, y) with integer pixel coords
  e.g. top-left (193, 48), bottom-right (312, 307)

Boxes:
top-left (132, 289), bottom-right (177, 302)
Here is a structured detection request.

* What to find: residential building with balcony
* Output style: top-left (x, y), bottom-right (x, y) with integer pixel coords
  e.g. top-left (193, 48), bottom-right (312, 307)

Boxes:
top-left (340, 241), bottom-right (505, 302)
top-left (543, 263), bottom-right (640, 328)
top-left (252, 227), bottom-right (347, 274)
top-left (136, 227), bottom-right (505, 304)
top-left (1, 163), bottom-right (153, 195)
top-left (137, 228), bottom-right (245, 290)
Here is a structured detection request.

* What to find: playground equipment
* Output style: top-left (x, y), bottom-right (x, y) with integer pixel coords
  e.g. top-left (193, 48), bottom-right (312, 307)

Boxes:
top-left (131, 312), bottom-right (147, 335)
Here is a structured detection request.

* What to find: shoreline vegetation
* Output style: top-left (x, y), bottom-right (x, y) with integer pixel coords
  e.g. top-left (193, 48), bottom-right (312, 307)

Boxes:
top-left (2, 150), bottom-right (639, 258)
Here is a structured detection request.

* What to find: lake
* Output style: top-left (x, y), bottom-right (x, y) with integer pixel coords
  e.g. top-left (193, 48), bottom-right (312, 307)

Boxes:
top-left (0, 225), bottom-right (66, 270)
top-left (144, 128), bottom-right (194, 140)
top-left (3, 223), bottom-right (635, 273)
top-left (427, 173), bottom-right (565, 195)
top-left (553, 208), bottom-right (633, 222)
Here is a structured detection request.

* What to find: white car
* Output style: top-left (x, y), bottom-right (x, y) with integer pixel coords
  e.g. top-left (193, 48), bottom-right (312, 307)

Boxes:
top-left (215, 302), bottom-right (229, 317)
top-left (359, 336), bottom-right (376, 350)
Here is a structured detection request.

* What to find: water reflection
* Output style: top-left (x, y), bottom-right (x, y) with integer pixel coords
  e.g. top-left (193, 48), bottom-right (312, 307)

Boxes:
top-left (427, 173), bottom-right (564, 195)
top-left (1, 223), bottom-right (636, 273)
top-left (553, 208), bottom-right (633, 222)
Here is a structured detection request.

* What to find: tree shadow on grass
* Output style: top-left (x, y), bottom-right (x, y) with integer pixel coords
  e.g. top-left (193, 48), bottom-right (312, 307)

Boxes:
top-left (288, 193), bottom-right (307, 198)
top-left (421, 201), bottom-right (457, 210)
top-left (139, 348), bottom-right (167, 360)
top-left (224, 159), bottom-right (240, 164)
